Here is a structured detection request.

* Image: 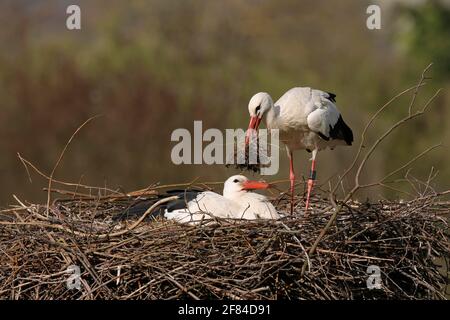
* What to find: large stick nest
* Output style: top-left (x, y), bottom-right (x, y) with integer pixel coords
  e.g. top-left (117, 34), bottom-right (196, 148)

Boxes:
top-left (0, 191), bottom-right (448, 300)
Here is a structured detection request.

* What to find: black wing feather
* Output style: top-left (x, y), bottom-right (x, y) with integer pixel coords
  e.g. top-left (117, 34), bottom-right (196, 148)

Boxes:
top-left (113, 189), bottom-right (203, 222)
top-left (329, 115), bottom-right (353, 145)
top-left (326, 92), bottom-right (337, 102)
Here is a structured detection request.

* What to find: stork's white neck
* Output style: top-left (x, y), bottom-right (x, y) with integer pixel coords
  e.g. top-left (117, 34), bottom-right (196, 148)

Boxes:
top-left (223, 188), bottom-right (245, 201)
top-left (224, 189), bottom-right (265, 207)
top-left (264, 103), bottom-right (278, 129)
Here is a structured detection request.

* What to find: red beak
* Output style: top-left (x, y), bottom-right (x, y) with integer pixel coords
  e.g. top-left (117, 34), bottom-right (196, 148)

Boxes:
top-left (245, 116), bottom-right (262, 145)
top-left (242, 180), bottom-right (270, 190)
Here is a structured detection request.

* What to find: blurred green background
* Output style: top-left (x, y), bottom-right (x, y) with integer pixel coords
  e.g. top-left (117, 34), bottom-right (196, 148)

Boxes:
top-left (0, 0), bottom-right (449, 206)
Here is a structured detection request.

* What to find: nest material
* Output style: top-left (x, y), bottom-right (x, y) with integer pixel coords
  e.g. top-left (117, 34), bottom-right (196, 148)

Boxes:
top-left (0, 192), bottom-right (448, 300)
top-left (225, 139), bottom-right (271, 173)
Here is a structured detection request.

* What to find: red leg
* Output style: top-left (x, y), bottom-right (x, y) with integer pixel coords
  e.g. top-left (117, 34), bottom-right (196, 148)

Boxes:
top-left (288, 151), bottom-right (295, 214)
top-left (305, 150), bottom-right (317, 214)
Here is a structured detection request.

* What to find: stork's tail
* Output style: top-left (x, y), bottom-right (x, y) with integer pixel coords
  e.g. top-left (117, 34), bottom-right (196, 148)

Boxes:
top-left (112, 197), bottom-right (166, 222)
top-left (112, 189), bottom-right (203, 222)
top-left (329, 115), bottom-right (353, 145)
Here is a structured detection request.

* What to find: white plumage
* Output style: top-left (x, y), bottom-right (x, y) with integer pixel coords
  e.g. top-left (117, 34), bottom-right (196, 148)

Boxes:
top-left (164, 175), bottom-right (280, 224)
top-left (246, 87), bottom-right (353, 213)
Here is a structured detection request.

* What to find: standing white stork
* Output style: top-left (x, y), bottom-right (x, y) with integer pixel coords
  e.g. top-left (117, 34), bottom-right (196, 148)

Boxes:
top-left (117, 175), bottom-right (280, 224)
top-left (245, 87), bottom-right (353, 214)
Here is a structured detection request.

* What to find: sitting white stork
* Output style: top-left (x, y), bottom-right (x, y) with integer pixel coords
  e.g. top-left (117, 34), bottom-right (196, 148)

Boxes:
top-left (245, 87), bottom-right (353, 214)
top-left (117, 175), bottom-right (280, 224)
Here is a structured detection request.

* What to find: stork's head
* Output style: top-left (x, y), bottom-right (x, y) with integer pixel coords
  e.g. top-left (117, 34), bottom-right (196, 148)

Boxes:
top-left (223, 175), bottom-right (269, 198)
top-left (246, 92), bottom-right (273, 144)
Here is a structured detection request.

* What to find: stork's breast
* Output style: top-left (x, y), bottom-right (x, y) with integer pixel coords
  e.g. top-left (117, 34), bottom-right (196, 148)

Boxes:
top-left (278, 128), bottom-right (309, 150)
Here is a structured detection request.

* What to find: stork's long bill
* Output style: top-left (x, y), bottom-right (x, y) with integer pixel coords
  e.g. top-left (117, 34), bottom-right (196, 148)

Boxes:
top-left (245, 116), bottom-right (262, 145)
top-left (242, 180), bottom-right (269, 190)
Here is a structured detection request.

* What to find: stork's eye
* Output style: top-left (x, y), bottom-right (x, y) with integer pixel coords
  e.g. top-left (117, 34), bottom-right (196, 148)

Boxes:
top-left (233, 179), bottom-right (239, 183)
top-left (255, 105), bottom-right (261, 114)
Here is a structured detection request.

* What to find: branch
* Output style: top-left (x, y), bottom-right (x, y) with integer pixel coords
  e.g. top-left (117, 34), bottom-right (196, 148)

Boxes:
top-left (46, 115), bottom-right (102, 215)
top-left (301, 65), bottom-right (442, 277)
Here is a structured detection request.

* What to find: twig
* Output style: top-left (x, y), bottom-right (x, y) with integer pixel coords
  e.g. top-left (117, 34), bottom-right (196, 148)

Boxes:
top-left (46, 115), bottom-right (102, 216)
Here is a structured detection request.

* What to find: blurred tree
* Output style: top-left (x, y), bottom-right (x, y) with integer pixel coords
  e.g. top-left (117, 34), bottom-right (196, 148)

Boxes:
top-left (396, 0), bottom-right (450, 81)
top-left (378, 0), bottom-right (450, 198)
top-left (0, 0), bottom-right (448, 205)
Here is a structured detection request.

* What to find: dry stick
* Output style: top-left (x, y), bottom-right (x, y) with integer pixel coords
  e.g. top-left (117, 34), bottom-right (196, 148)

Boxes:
top-left (46, 115), bottom-right (102, 216)
top-left (315, 249), bottom-right (395, 262)
top-left (130, 181), bottom-right (223, 195)
top-left (405, 169), bottom-right (422, 196)
top-left (357, 144), bottom-right (441, 190)
top-left (376, 183), bottom-right (415, 197)
top-left (17, 153), bottom-right (122, 196)
top-left (331, 83), bottom-right (427, 197)
top-left (422, 167), bottom-right (438, 196)
top-left (41, 178), bottom-right (291, 202)
top-left (12, 194), bottom-right (48, 221)
top-left (10, 196), bottom-right (26, 223)
top-left (408, 63), bottom-right (432, 116)
top-left (164, 274), bottom-right (200, 300)
top-left (43, 187), bottom-right (157, 202)
top-left (301, 105), bottom-right (438, 276)
top-left (127, 177), bottom-right (204, 197)
top-left (104, 196), bottom-right (179, 238)
top-left (2, 203), bottom-right (447, 299)
top-left (72, 174), bottom-right (87, 200)
top-left (43, 188), bottom-right (101, 199)
top-left (0, 196), bottom-right (179, 239)
top-left (280, 222), bottom-right (311, 272)
top-left (42, 188), bottom-right (95, 201)
top-left (353, 91), bottom-right (441, 187)
top-left (19, 154), bottom-right (33, 184)
top-left (300, 67), bottom-right (441, 277)
top-left (397, 270), bottom-right (446, 299)
top-left (376, 144), bottom-right (441, 184)
top-left (129, 178), bottom-right (292, 197)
